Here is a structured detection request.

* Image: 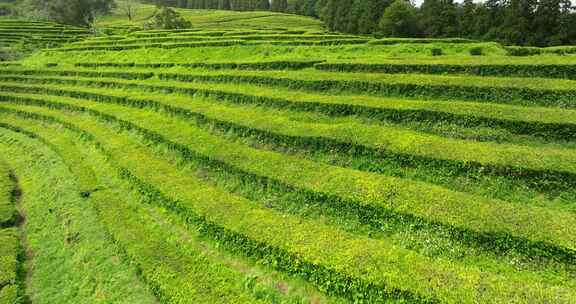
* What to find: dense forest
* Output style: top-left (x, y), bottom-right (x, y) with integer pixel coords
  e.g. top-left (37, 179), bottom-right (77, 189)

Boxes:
top-left (12, 0), bottom-right (576, 46)
top-left (153, 0), bottom-right (576, 46)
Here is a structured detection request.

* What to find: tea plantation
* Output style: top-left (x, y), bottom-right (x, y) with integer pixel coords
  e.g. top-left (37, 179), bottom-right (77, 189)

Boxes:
top-left (1, 3), bottom-right (576, 304)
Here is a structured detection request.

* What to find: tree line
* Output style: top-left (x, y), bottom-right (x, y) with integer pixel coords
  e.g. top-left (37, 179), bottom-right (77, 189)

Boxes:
top-left (155, 0), bottom-right (576, 46)
top-left (14, 0), bottom-right (576, 46)
top-left (320, 0), bottom-right (576, 47)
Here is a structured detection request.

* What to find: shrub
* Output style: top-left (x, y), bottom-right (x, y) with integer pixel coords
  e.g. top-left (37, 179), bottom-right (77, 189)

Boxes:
top-left (469, 47), bottom-right (483, 56)
top-left (505, 46), bottom-right (542, 56)
top-left (430, 48), bottom-right (443, 56)
top-left (144, 7), bottom-right (191, 30)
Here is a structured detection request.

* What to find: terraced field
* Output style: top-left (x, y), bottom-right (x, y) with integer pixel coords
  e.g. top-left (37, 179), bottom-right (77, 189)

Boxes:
top-left (0, 19), bottom-right (89, 49)
top-left (1, 6), bottom-right (576, 304)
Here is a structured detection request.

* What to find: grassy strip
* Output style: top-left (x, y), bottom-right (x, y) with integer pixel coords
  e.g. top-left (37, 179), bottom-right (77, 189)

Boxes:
top-left (0, 81), bottom-right (575, 196)
top-left (0, 161), bottom-right (15, 228)
top-left (53, 39), bottom-right (370, 52)
top-left (315, 62), bottom-right (576, 80)
top-left (0, 112), bottom-right (343, 304)
top-left (368, 38), bottom-right (478, 45)
top-left (4, 86), bottom-right (576, 277)
top-left (506, 46), bottom-right (576, 56)
top-left (0, 228), bottom-right (20, 304)
top-left (71, 34), bottom-right (359, 47)
top-left (75, 60), bottom-right (323, 70)
top-left (0, 155), bottom-right (21, 304)
top-left (0, 68), bottom-right (152, 80)
top-left (91, 188), bottom-right (277, 304)
top-left (50, 40), bottom-right (248, 52)
top-left (3, 105), bottom-right (575, 303)
top-left (0, 127), bottom-right (156, 303)
top-left (1, 93), bottom-right (575, 266)
top-left (0, 119), bottom-right (273, 304)
top-left (2, 71), bottom-right (575, 132)
top-left (4, 87), bottom-right (576, 278)
top-left (158, 69), bottom-right (576, 108)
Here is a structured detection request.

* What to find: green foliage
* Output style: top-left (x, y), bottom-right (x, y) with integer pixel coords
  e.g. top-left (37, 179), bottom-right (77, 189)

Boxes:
top-left (469, 46), bottom-right (484, 56)
top-left (2, 92), bottom-right (575, 303)
top-left (270, 0), bottom-right (288, 12)
top-left (153, 69), bottom-right (576, 108)
top-left (420, 0), bottom-right (458, 37)
top-left (378, 0), bottom-right (419, 37)
top-left (430, 47), bottom-right (443, 56)
top-left (0, 228), bottom-right (20, 304)
top-left (4, 7), bottom-right (576, 303)
top-left (0, 126), bottom-right (156, 303)
top-left (144, 6), bottom-right (192, 30)
top-left (0, 161), bottom-right (15, 228)
top-left (17, 0), bottom-right (115, 27)
top-left (315, 61), bottom-right (576, 79)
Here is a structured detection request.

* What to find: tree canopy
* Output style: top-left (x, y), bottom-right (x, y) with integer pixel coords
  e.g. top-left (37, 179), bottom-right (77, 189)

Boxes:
top-left (18, 0), bottom-right (115, 27)
top-left (16, 0), bottom-right (576, 46)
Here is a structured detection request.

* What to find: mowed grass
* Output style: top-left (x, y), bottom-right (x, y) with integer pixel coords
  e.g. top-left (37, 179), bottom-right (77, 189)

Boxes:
top-left (1, 5), bottom-right (576, 304)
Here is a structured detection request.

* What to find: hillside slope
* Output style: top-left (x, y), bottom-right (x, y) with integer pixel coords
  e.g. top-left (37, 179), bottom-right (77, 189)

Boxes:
top-left (1, 6), bottom-right (576, 304)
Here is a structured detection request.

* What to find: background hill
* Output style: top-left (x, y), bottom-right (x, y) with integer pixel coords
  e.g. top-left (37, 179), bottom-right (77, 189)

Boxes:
top-left (0, 2), bottom-right (576, 304)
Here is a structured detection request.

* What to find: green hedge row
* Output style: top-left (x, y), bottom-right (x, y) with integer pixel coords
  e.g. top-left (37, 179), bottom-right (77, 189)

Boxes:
top-left (0, 107), bottom-right (438, 303)
top-left (0, 69), bottom-right (153, 80)
top-left (158, 72), bottom-right (576, 108)
top-left (4, 117), bottom-right (308, 304)
top-left (175, 81), bottom-right (576, 142)
top-left (71, 36), bottom-right (222, 47)
top-left (0, 125), bottom-right (157, 304)
top-left (53, 38), bottom-right (370, 52)
top-left (369, 38), bottom-right (478, 45)
top-left (221, 30), bottom-right (308, 36)
top-left (315, 62), bottom-right (576, 80)
top-left (0, 63), bottom-right (20, 67)
top-left (2, 81), bottom-right (576, 196)
top-left (92, 189), bottom-right (267, 304)
top-left (162, 40), bottom-right (251, 49)
top-left (52, 40), bottom-right (246, 52)
top-left (0, 161), bottom-right (15, 228)
top-left (262, 39), bottom-right (369, 46)
top-left (0, 133), bottom-right (22, 303)
top-left (74, 60), bottom-right (322, 70)
top-left (75, 34), bottom-right (359, 48)
top-left (167, 31), bottom-right (228, 37)
top-left (2, 71), bottom-right (575, 143)
top-left (2, 91), bottom-right (575, 268)
top-left (4, 77), bottom-right (576, 214)
top-left (0, 228), bottom-right (20, 304)
top-left (6, 117), bottom-right (267, 303)
top-left (3, 104), bottom-right (573, 303)
top-left (506, 46), bottom-right (576, 56)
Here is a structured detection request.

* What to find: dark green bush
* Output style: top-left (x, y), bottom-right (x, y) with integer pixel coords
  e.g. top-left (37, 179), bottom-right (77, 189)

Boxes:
top-left (430, 48), bottom-right (443, 56)
top-left (469, 47), bottom-right (483, 56)
top-left (144, 7), bottom-right (192, 30)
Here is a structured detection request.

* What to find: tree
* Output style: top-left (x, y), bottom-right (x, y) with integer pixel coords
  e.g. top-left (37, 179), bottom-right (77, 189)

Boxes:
top-left (145, 5), bottom-right (192, 29)
top-left (420, 0), bottom-right (458, 37)
top-left (457, 0), bottom-right (477, 37)
top-left (121, 0), bottom-right (139, 21)
top-left (334, 0), bottom-right (354, 32)
top-left (354, 0), bottom-right (389, 34)
top-left (301, 0), bottom-right (318, 16)
top-left (18, 0), bottom-right (115, 27)
top-left (219, 0), bottom-right (231, 9)
top-left (271, 0), bottom-right (288, 12)
top-left (257, 0), bottom-right (270, 10)
top-left (500, 0), bottom-right (535, 45)
top-left (379, 0), bottom-right (420, 37)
